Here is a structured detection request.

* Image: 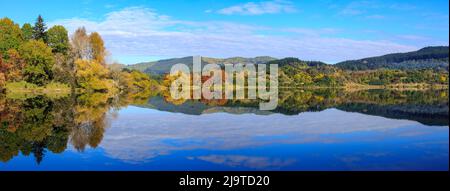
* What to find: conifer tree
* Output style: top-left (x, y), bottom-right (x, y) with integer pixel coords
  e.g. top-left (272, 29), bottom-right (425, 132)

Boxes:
top-left (32, 15), bottom-right (47, 42)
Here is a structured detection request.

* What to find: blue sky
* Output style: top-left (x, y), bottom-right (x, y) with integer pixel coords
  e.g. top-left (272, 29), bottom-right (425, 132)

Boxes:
top-left (1, 0), bottom-right (448, 64)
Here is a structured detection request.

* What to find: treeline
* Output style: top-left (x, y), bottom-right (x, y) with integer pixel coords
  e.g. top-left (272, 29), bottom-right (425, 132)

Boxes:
top-left (335, 46), bottom-right (449, 71)
top-left (0, 16), bottom-right (157, 94)
top-left (272, 58), bottom-right (449, 87)
top-left (137, 55), bottom-right (448, 88)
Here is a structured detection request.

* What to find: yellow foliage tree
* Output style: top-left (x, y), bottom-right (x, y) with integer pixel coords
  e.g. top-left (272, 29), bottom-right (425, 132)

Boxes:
top-left (119, 70), bottom-right (156, 92)
top-left (74, 59), bottom-right (115, 92)
top-left (89, 32), bottom-right (106, 65)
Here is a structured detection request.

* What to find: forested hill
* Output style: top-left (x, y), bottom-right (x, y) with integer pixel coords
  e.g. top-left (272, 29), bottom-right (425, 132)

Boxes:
top-left (126, 46), bottom-right (448, 87)
top-left (127, 56), bottom-right (276, 75)
top-left (128, 46), bottom-right (449, 75)
top-left (335, 46), bottom-right (449, 71)
top-left (264, 57), bottom-right (328, 67)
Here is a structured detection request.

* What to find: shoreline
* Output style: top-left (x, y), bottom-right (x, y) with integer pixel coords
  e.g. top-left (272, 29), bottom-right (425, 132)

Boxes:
top-left (277, 83), bottom-right (449, 91)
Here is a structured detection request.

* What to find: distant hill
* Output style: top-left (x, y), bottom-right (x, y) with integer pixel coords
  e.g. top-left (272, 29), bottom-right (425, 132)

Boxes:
top-left (126, 56), bottom-right (277, 75)
top-left (264, 57), bottom-right (328, 67)
top-left (126, 46), bottom-right (449, 75)
top-left (335, 46), bottom-right (449, 71)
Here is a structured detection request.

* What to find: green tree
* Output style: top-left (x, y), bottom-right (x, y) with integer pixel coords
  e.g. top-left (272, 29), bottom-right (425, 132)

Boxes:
top-left (0, 17), bottom-right (23, 54)
top-left (47, 25), bottom-right (69, 54)
top-left (21, 23), bottom-right (33, 41)
top-left (32, 15), bottom-right (47, 42)
top-left (19, 40), bottom-right (55, 85)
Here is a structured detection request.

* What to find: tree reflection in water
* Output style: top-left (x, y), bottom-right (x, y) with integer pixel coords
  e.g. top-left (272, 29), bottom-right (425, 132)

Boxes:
top-left (0, 90), bottom-right (154, 163)
top-left (0, 88), bottom-right (448, 163)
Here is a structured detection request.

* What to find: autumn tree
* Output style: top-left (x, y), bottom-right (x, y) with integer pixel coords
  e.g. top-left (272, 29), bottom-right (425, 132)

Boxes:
top-left (2, 49), bottom-right (25, 82)
top-left (0, 51), bottom-right (16, 83)
top-left (108, 62), bottom-right (124, 87)
top-left (0, 53), bottom-right (9, 83)
top-left (47, 25), bottom-right (69, 54)
top-left (0, 17), bottom-right (23, 54)
top-left (0, 73), bottom-right (5, 88)
top-left (293, 71), bottom-right (312, 85)
top-left (71, 27), bottom-right (92, 60)
top-left (21, 23), bottom-right (33, 41)
top-left (89, 32), bottom-right (106, 65)
top-left (52, 53), bottom-right (75, 85)
top-left (19, 40), bottom-right (55, 85)
top-left (74, 59), bottom-right (114, 91)
top-left (0, 56), bottom-right (5, 87)
top-left (32, 15), bottom-right (47, 42)
top-left (130, 71), bottom-right (154, 91)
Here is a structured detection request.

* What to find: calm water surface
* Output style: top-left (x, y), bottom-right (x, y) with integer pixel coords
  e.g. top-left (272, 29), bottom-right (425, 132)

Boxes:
top-left (0, 89), bottom-right (448, 170)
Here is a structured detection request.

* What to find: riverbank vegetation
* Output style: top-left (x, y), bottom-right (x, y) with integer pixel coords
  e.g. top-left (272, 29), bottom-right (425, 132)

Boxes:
top-left (0, 16), bottom-right (158, 96)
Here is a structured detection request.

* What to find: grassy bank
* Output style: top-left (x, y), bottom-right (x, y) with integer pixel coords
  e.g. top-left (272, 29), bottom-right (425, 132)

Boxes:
top-left (3, 81), bottom-right (71, 98)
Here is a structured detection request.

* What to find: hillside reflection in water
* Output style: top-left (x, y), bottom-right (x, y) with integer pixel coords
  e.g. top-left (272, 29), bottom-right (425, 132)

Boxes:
top-left (0, 89), bottom-right (448, 170)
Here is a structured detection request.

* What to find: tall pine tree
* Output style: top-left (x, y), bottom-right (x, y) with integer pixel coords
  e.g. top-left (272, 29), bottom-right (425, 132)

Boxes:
top-left (32, 15), bottom-right (47, 42)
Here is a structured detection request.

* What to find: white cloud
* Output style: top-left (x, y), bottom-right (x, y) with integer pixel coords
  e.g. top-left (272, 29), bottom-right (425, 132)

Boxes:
top-left (217, 0), bottom-right (297, 15)
top-left (195, 155), bottom-right (297, 169)
top-left (51, 7), bottom-right (176, 36)
top-left (99, 107), bottom-right (421, 163)
top-left (50, 6), bottom-right (417, 63)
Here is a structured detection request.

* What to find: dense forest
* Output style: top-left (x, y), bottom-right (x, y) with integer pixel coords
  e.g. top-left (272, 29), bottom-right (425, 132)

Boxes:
top-left (0, 16), bottom-right (158, 95)
top-left (335, 46), bottom-right (449, 70)
top-left (274, 57), bottom-right (448, 87)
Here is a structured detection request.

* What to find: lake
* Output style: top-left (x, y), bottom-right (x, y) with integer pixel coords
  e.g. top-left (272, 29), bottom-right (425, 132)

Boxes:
top-left (0, 89), bottom-right (448, 171)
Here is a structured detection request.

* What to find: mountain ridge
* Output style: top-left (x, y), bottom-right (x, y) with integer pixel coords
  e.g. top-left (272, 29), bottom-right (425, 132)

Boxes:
top-left (335, 46), bottom-right (449, 70)
top-left (126, 46), bottom-right (449, 75)
top-left (126, 56), bottom-right (277, 75)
